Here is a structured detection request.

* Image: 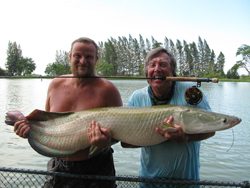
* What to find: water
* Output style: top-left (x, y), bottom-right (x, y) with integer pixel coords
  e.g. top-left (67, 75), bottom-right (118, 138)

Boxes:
top-left (0, 79), bottom-right (249, 182)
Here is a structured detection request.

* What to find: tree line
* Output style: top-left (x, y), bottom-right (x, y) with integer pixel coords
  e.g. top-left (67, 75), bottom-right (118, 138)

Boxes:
top-left (96, 35), bottom-right (227, 77)
top-left (44, 35), bottom-right (227, 77)
top-left (1, 37), bottom-right (249, 78)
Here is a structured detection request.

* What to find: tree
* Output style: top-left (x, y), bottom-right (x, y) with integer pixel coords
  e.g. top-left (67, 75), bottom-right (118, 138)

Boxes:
top-left (198, 36), bottom-right (205, 75)
top-left (6, 41), bottom-right (23, 75)
top-left (169, 39), bottom-right (176, 58)
top-left (203, 39), bottom-right (211, 74)
top-left (176, 39), bottom-right (184, 75)
top-left (55, 50), bottom-right (71, 70)
top-left (5, 41), bottom-right (36, 75)
top-left (45, 50), bottom-right (70, 75)
top-left (209, 50), bottom-right (216, 74)
top-left (117, 36), bottom-right (131, 75)
top-left (145, 38), bottom-right (151, 54)
top-left (190, 42), bottom-right (200, 76)
top-left (139, 34), bottom-right (147, 75)
top-left (104, 39), bottom-right (118, 76)
top-left (215, 52), bottom-right (225, 76)
top-left (151, 36), bottom-right (162, 49)
top-left (0, 67), bottom-right (5, 76)
top-left (45, 63), bottom-right (54, 75)
top-left (236, 44), bottom-right (250, 75)
top-left (227, 64), bottom-right (240, 79)
top-left (97, 61), bottom-right (114, 76)
top-left (117, 36), bottom-right (128, 75)
top-left (164, 37), bottom-right (169, 50)
top-left (16, 57), bottom-right (36, 75)
top-left (133, 38), bottom-right (141, 75)
top-left (183, 40), bottom-right (194, 76)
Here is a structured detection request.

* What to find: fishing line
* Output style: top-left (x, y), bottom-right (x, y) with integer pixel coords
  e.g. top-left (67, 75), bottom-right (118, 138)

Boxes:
top-left (227, 128), bottom-right (235, 152)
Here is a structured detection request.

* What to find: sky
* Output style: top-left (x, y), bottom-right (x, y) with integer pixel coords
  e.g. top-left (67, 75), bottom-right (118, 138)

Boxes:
top-left (0, 0), bottom-right (249, 75)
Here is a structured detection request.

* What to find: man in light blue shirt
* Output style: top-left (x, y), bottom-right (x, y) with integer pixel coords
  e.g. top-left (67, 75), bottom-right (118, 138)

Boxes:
top-left (123, 47), bottom-right (215, 187)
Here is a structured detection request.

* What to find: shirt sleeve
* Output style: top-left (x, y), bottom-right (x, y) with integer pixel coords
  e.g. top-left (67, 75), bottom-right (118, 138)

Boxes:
top-left (127, 86), bottom-right (152, 107)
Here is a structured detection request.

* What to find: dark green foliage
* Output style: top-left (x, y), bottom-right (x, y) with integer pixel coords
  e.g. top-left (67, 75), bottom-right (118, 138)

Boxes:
top-left (16, 57), bottom-right (36, 76)
top-left (45, 63), bottom-right (71, 75)
top-left (97, 61), bottom-right (114, 76)
top-left (0, 67), bottom-right (5, 76)
top-left (45, 50), bottom-right (71, 75)
top-left (104, 39), bottom-right (118, 76)
top-left (5, 41), bottom-right (36, 75)
top-left (227, 64), bottom-right (240, 79)
top-left (215, 52), bottom-right (225, 76)
top-left (6, 41), bottom-right (22, 75)
top-left (189, 42), bottom-right (200, 76)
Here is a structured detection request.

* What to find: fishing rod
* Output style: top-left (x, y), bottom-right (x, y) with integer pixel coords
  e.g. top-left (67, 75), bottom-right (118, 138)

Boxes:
top-left (0, 75), bottom-right (218, 83)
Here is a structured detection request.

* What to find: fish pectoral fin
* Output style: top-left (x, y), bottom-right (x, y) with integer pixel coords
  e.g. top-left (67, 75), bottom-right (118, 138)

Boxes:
top-left (89, 145), bottom-right (103, 156)
top-left (161, 122), bottom-right (177, 132)
top-left (25, 109), bottom-right (74, 121)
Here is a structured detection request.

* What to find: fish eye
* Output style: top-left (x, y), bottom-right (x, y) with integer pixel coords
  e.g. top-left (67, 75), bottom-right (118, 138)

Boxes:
top-left (223, 118), bottom-right (227, 123)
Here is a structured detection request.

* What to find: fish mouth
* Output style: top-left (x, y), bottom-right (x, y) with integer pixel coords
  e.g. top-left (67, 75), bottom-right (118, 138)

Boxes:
top-left (230, 117), bottom-right (242, 127)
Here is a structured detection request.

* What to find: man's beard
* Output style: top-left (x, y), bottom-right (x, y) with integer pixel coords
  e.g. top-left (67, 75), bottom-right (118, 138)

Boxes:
top-left (72, 67), bottom-right (95, 78)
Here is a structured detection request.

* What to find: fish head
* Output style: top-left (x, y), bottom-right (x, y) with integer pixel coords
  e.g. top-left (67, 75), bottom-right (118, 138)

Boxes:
top-left (223, 115), bottom-right (242, 128)
top-left (178, 107), bottom-right (242, 134)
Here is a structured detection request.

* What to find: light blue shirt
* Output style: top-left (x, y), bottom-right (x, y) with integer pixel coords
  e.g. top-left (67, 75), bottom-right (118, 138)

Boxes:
top-left (127, 82), bottom-right (211, 181)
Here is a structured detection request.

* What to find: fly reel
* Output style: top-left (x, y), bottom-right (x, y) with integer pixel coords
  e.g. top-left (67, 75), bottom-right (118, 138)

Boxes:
top-left (184, 86), bottom-right (203, 105)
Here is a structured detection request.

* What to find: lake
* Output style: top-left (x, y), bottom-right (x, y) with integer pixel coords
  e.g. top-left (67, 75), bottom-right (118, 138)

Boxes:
top-left (0, 79), bottom-right (249, 183)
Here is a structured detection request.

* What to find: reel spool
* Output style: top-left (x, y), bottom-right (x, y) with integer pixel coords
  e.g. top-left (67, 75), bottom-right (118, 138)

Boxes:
top-left (184, 86), bottom-right (203, 105)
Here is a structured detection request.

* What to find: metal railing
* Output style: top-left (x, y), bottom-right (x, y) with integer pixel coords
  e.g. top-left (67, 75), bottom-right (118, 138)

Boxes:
top-left (0, 167), bottom-right (249, 188)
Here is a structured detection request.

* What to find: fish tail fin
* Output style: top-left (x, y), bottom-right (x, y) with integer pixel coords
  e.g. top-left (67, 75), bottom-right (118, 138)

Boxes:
top-left (5, 111), bottom-right (26, 126)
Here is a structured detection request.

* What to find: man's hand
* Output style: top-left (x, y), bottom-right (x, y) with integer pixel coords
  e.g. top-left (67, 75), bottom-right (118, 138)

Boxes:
top-left (87, 121), bottom-right (113, 148)
top-left (156, 116), bottom-right (189, 143)
top-left (14, 120), bottom-right (30, 138)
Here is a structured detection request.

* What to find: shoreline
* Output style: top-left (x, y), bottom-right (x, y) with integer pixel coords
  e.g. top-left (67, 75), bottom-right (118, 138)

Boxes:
top-left (0, 75), bottom-right (250, 82)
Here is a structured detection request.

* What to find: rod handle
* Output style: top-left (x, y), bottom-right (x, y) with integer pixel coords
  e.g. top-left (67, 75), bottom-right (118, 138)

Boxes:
top-left (165, 77), bottom-right (219, 83)
top-left (211, 78), bottom-right (219, 83)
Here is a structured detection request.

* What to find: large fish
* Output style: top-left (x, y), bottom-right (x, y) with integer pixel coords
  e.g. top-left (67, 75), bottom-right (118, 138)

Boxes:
top-left (5, 105), bottom-right (241, 158)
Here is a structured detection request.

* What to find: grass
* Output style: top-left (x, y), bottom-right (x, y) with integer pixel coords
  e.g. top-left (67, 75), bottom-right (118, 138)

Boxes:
top-left (219, 75), bottom-right (250, 82)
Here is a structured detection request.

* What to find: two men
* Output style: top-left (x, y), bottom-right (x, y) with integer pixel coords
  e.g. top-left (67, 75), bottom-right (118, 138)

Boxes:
top-left (14, 38), bottom-right (214, 187)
